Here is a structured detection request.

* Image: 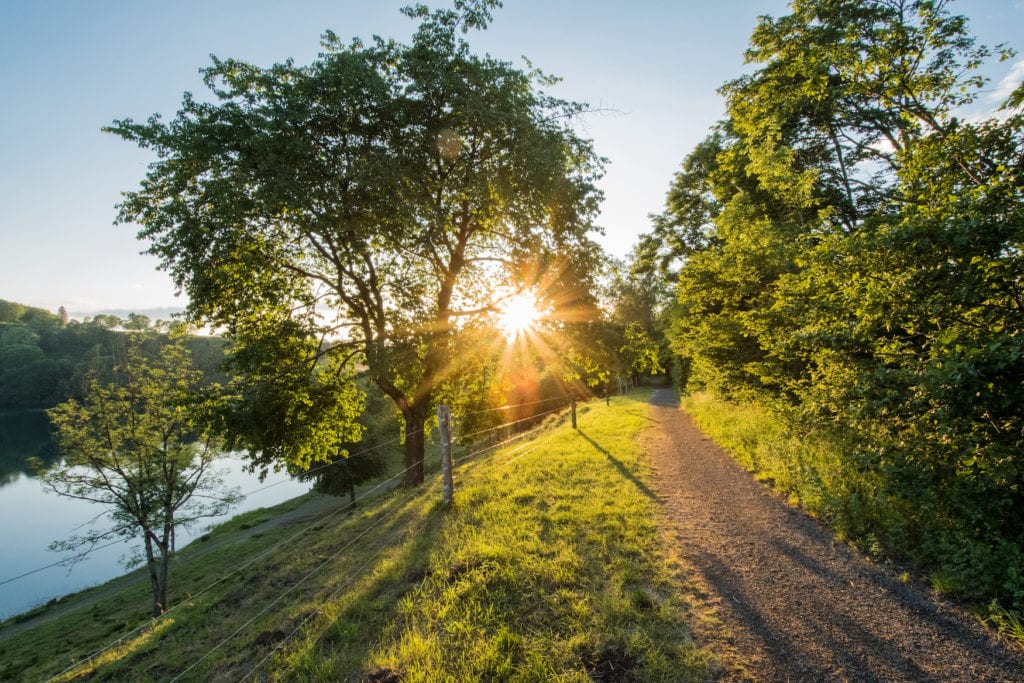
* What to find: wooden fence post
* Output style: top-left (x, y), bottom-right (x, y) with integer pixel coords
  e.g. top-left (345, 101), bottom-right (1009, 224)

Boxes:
top-left (438, 403), bottom-right (454, 508)
top-left (571, 399), bottom-right (577, 429)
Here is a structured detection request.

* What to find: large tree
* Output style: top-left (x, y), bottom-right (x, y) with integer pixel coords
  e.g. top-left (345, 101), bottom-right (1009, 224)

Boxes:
top-left (652, 0), bottom-right (1024, 608)
top-left (108, 1), bottom-right (604, 486)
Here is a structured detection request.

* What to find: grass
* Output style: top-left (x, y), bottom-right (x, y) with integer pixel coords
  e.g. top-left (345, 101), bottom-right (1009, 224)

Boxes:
top-left (0, 391), bottom-right (712, 681)
top-left (680, 391), bottom-right (900, 547)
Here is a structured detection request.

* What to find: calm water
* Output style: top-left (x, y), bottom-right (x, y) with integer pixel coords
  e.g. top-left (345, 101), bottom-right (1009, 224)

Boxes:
top-left (0, 412), bottom-right (310, 620)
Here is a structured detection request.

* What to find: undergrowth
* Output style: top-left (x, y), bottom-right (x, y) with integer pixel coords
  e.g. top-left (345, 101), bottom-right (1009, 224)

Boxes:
top-left (682, 390), bottom-right (1024, 649)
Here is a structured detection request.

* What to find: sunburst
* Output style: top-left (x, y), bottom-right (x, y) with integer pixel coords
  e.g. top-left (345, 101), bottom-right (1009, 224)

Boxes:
top-left (497, 290), bottom-right (543, 340)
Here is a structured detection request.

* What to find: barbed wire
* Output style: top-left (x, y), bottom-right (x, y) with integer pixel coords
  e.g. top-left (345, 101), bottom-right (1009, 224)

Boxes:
top-left (44, 395), bottom-right (585, 679)
top-left (240, 404), bottom-right (577, 679)
top-left (0, 534), bottom-right (131, 589)
top-left (0, 432), bottom-right (420, 592)
top-left (224, 428), bottom-right (417, 501)
top-left (454, 403), bottom-right (565, 442)
top-left (241, 514), bottom-right (432, 681)
top-left (458, 393), bottom-right (572, 417)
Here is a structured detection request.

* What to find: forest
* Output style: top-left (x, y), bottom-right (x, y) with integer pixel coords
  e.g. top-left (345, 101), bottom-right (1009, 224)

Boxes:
top-left (0, 300), bottom-right (225, 410)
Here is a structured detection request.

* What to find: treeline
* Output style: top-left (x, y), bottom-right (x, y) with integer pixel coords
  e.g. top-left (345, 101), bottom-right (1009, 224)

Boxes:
top-left (638, 1), bottom-right (1024, 614)
top-left (0, 299), bottom-right (225, 410)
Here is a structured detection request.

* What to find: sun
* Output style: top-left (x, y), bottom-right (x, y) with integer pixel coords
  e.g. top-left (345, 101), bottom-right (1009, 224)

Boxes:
top-left (497, 291), bottom-right (543, 340)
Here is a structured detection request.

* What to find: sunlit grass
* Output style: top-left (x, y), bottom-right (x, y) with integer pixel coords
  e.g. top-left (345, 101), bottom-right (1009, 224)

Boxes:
top-left (0, 392), bottom-right (711, 681)
top-left (681, 391), bottom-right (880, 535)
top-left (272, 390), bottom-right (710, 680)
top-left (983, 601), bottom-right (1024, 649)
top-left (51, 617), bottom-right (175, 682)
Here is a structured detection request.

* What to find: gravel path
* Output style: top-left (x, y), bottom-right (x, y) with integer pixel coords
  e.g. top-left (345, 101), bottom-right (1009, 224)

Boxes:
top-left (644, 388), bottom-right (1024, 682)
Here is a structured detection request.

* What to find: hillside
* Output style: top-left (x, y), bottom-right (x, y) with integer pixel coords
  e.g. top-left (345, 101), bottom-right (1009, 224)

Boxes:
top-left (0, 391), bottom-right (712, 681)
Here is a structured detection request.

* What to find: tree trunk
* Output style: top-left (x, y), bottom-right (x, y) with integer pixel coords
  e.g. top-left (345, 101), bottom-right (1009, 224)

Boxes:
top-left (142, 530), bottom-right (167, 617)
top-left (155, 541), bottom-right (169, 617)
top-left (403, 408), bottom-right (426, 487)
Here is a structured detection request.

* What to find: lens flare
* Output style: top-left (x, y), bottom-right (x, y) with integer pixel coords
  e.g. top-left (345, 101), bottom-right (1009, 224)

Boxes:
top-left (497, 291), bottom-right (543, 340)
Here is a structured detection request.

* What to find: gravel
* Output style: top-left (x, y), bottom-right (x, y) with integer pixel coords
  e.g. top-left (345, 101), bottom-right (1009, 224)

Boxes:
top-left (644, 388), bottom-right (1024, 682)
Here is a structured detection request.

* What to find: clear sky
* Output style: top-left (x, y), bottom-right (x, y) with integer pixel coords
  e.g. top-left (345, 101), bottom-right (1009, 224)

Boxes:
top-left (1, 0), bottom-right (1022, 316)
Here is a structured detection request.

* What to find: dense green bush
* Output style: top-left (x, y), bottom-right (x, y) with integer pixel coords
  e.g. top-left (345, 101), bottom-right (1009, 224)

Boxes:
top-left (644, 0), bottom-right (1024, 616)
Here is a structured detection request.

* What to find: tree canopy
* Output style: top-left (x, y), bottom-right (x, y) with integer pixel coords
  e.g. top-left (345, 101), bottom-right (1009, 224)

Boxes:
top-left (646, 0), bottom-right (1024, 612)
top-left (109, 0), bottom-right (604, 486)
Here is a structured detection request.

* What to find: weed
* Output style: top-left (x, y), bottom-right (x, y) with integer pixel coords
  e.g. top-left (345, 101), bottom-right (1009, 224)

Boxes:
top-left (983, 602), bottom-right (1024, 649)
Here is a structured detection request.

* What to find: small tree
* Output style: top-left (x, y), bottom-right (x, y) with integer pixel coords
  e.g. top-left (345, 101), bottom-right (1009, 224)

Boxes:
top-left (38, 333), bottom-right (240, 616)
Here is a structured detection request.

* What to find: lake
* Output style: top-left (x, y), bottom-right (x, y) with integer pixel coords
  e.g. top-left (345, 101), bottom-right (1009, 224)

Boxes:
top-left (0, 412), bottom-right (310, 621)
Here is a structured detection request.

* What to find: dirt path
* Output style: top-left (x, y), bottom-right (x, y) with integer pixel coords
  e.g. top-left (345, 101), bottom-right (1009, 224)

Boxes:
top-left (644, 388), bottom-right (1024, 682)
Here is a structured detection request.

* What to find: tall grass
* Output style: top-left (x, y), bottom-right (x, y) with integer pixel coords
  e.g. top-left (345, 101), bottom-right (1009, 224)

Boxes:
top-left (680, 392), bottom-right (881, 536)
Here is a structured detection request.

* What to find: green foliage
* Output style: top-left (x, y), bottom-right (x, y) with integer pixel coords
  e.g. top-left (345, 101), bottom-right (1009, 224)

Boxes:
top-left (38, 333), bottom-right (241, 617)
top-left (620, 322), bottom-right (663, 376)
top-left (215, 311), bottom-right (365, 476)
top-left (649, 0), bottom-right (1024, 613)
top-left (0, 411), bottom-right (58, 485)
top-left (108, 1), bottom-right (604, 486)
top-left (0, 299), bottom-right (227, 411)
top-left (0, 300), bottom-right (26, 323)
top-left (296, 378), bottom-right (398, 499)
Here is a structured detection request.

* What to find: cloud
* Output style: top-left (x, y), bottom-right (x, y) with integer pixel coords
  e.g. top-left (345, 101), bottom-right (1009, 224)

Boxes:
top-left (988, 58), bottom-right (1024, 107)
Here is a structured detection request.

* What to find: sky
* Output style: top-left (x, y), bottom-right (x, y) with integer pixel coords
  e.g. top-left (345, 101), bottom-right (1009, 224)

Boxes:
top-left (1, 0), bottom-right (1022, 317)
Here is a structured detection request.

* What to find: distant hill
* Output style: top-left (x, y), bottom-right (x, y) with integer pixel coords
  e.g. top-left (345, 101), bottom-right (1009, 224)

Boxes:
top-left (0, 298), bottom-right (220, 410)
top-left (68, 307), bottom-right (185, 323)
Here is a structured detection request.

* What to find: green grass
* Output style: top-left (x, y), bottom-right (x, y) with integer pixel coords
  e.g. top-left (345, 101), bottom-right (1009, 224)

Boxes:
top-left (680, 391), bottom-right (891, 543)
top-left (0, 392), bottom-right (711, 681)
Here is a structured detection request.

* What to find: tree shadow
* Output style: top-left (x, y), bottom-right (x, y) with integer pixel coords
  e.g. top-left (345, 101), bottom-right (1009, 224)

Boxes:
top-left (199, 490), bottom-right (444, 681)
top-left (577, 430), bottom-right (658, 500)
top-left (623, 408), bottom-right (660, 423)
top-left (645, 387), bottom-right (1024, 681)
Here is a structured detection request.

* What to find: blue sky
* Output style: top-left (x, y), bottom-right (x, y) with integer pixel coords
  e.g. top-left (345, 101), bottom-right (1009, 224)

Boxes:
top-left (1, 0), bottom-right (1022, 315)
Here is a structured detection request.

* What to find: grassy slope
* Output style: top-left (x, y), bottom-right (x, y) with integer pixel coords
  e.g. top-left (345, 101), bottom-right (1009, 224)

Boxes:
top-left (0, 391), bottom-right (711, 681)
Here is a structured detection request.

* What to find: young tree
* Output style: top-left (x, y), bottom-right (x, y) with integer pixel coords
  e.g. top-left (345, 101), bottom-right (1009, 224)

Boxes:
top-left (107, 1), bottom-right (603, 486)
top-left (38, 334), bottom-right (240, 617)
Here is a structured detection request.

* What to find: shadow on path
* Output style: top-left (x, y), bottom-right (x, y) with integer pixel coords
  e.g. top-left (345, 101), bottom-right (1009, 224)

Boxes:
top-left (644, 388), bottom-right (1024, 682)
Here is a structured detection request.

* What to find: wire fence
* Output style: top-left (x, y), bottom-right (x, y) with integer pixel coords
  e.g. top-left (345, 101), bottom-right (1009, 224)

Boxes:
top-left (37, 393), bottom-right (589, 681)
top-left (50, 449), bottom-right (426, 681)
top-left (0, 430), bottom-right (423, 591)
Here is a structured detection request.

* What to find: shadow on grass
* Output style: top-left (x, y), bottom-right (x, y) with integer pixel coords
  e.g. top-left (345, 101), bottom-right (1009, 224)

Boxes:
top-left (624, 408), bottom-right (661, 423)
top-left (577, 431), bottom-right (658, 500)
top-left (250, 495), bottom-right (447, 680)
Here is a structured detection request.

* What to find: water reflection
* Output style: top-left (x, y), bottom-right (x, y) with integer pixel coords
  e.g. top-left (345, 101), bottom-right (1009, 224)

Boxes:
top-left (0, 411), bottom-right (59, 486)
top-left (0, 413), bottom-right (310, 620)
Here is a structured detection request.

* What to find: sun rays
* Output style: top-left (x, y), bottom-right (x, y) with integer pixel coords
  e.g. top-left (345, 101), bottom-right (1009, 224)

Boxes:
top-left (496, 290), bottom-right (544, 340)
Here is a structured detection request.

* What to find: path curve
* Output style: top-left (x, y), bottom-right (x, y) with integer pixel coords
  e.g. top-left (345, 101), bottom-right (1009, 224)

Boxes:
top-left (644, 388), bottom-right (1024, 682)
